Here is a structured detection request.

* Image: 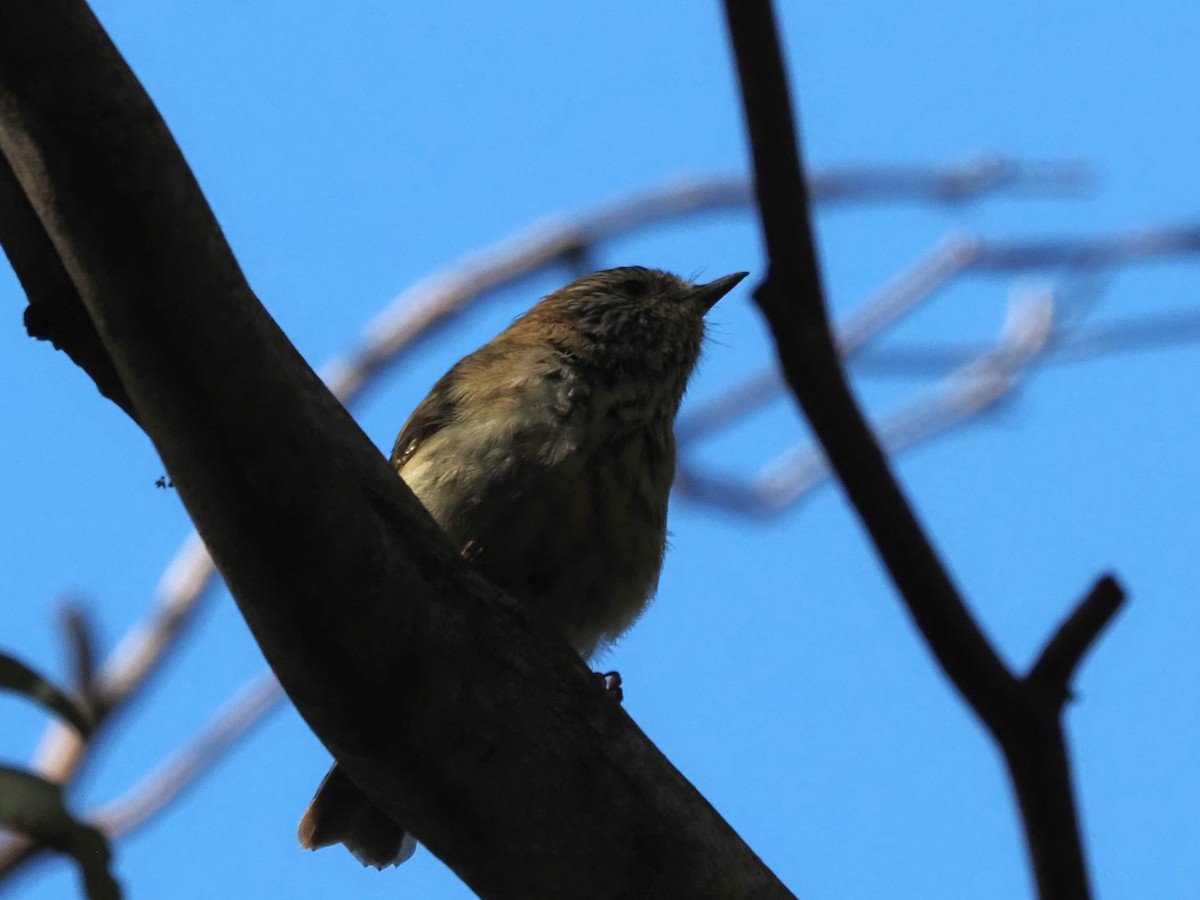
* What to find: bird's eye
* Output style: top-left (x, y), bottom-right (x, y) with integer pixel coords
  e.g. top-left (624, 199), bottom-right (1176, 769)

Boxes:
top-left (620, 279), bottom-right (648, 298)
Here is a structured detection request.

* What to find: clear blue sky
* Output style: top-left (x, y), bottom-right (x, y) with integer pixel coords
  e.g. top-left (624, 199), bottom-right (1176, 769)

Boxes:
top-left (2, 2), bottom-right (1198, 898)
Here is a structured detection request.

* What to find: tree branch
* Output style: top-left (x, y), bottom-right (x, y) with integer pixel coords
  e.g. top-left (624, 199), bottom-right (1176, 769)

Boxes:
top-left (0, 2), bottom-right (790, 897)
top-left (677, 285), bottom-right (1057, 513)
top-left (722, 0), bottom-right (1015, 724)
top-left (722, 3), bottom-right (1124, 898)
top-left (327, 159), bottom-right (1079, 402)
top-left (1028, 576), bottom-right (1125, 699)
top-left (89, 672), bottom-right (286, 839)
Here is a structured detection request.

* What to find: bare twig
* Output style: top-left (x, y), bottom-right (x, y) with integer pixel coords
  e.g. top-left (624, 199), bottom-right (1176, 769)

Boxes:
top-left (90, 673), bottom-right (285, 838)
top-left (810, 156), bottom-right (1092, 203)
top-left (970, 224), bottom-right (1200, 270)
top-left (678, 285), bottom-right (1056, 513)
top-left (677, 236), bottom-right (980, 443)
top-left (1028, 576), bottom-right (1125, 699)
top-left (27, 535), bottom-right (217, 780)
top-left (678, 223), bottom-right (1200, 447)
top-left (0, 654), bottom-right (91, 737)
top-left (325, 162), bottom-right (1077, 402)
top-left (58, 603), bottom-right (99, 717)
top-left (857, 307), bottom-right (1200, 376)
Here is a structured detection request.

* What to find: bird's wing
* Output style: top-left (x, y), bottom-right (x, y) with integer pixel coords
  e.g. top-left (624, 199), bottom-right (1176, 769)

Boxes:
top-left (389, 364), bottom-right (463, 471)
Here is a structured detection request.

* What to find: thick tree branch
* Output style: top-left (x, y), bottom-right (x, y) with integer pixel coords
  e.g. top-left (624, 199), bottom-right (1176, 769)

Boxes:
top-left (0, 2), bottom-right (791, 898)
top-left (722, 3), bottom-right (1124, 899)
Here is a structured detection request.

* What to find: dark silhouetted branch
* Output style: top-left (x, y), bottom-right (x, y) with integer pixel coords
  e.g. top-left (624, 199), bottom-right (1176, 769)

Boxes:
top-left (722, 3), bottom-right (1126, 899)
top-left (722, 0), bottom-right (1014, 723)
top-left (1029, 576), bottom-right (1125, 699)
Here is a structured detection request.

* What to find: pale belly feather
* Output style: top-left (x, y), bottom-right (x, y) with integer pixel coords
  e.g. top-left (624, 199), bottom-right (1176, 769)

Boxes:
top-left (399, 417), bottom-right (671, 660)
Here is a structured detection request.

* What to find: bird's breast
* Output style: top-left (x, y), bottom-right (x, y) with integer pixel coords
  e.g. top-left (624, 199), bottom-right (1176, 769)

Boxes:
top-left (400, 409), bottom-right (674, 660)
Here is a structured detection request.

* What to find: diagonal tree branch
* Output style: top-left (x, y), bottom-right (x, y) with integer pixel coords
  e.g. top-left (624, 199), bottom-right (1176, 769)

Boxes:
top-left (0, 2), bottom-right (791, 898)
top-left (721, 3), bottom-right (1126, 899)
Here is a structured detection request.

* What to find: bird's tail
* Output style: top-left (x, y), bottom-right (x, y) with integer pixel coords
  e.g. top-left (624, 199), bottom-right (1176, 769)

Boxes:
top-left (297, 763), bottom-right (418, 869)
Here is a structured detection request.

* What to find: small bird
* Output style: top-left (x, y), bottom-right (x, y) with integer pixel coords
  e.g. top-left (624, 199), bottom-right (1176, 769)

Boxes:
top-left (297, 265), bottom-right (747, 868)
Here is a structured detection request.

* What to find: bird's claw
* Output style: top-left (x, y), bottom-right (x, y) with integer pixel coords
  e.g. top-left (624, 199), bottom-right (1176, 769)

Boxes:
top-left (595, 670), bottom-right (623, 704)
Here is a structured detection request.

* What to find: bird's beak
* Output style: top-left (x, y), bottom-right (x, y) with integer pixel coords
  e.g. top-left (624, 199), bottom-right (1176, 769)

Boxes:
top-left (689, 271), bottom-right (749, 312)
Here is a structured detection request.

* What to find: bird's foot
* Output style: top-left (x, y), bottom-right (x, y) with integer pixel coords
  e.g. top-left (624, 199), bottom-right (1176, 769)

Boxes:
top-left (595, 670), bottom-right (623, 704)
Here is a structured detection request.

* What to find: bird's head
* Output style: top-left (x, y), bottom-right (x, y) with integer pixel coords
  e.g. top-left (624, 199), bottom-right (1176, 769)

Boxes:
top-left (514, 266), bottom-right (748, 387)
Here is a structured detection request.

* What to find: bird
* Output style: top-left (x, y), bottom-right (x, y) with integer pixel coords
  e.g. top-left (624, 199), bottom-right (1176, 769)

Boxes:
top-left (297, 265), bottom-right (747, 868)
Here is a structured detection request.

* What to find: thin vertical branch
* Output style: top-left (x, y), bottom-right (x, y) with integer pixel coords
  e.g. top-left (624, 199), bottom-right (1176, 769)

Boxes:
top-left (721, 3), bottom-right (1125, 899)
top-left (722, 0), bottom-right (1014, 727)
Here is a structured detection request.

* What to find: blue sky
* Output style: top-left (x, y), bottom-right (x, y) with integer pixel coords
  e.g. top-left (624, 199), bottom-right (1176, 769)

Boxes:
top-left (2, 2), bottom-right (1198, 898)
